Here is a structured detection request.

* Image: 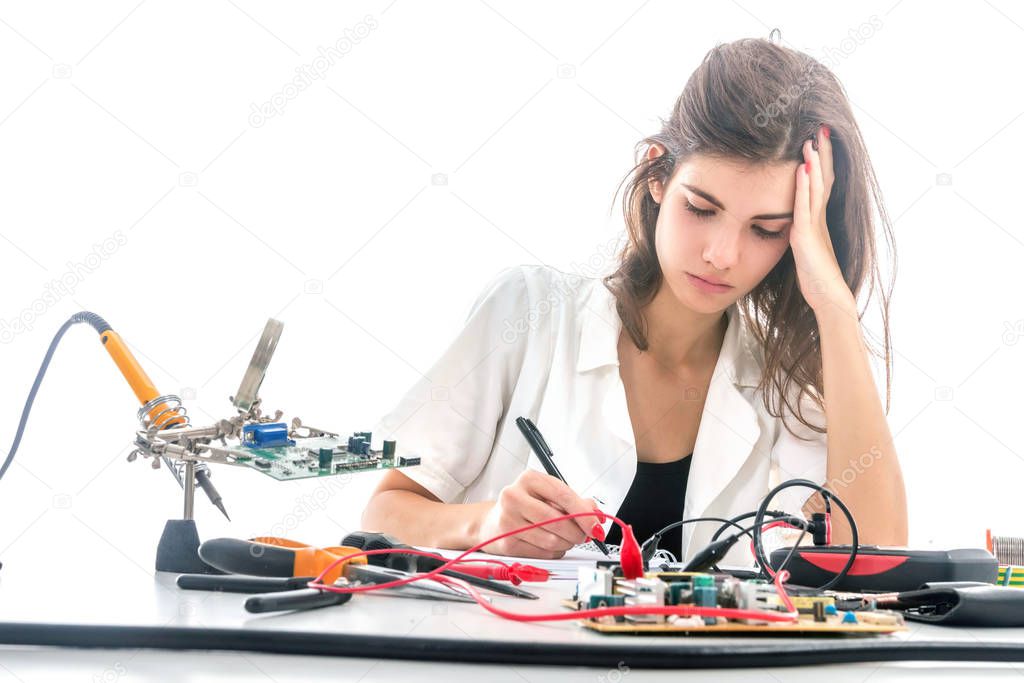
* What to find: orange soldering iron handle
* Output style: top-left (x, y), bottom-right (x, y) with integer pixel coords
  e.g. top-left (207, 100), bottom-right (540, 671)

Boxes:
top-left (99, 328), bottom-right (186, 429)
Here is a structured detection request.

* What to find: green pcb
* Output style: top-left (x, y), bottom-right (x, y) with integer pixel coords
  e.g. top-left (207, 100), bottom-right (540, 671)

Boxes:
top-left (223, 436), bottom-right (420, 481)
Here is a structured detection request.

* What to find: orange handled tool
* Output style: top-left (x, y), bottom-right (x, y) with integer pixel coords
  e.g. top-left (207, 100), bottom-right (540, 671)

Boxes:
top-left (198, 537), bottom-right (366, 584)
top-left (100, 328), bottom-right (186, 430)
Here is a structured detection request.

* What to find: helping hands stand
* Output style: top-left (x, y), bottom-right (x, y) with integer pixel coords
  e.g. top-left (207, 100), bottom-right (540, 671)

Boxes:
top-left (130, 319), bottom-right (286, 573)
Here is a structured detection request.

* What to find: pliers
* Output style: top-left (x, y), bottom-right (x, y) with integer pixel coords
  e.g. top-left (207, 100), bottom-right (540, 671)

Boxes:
top-left (243, 564), bottom-right (476, 614)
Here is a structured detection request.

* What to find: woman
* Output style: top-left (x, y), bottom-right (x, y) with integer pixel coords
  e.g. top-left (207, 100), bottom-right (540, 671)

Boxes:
top-left (362, 37), bottom-right (908, 564)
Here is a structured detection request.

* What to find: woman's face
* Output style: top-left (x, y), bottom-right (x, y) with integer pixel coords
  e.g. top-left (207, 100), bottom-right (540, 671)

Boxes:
top-left (648, 151), bottom-right (797, 314)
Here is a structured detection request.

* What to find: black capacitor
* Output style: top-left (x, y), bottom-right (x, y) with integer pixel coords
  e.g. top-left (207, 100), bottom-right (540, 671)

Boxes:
top-left (382, 440), bottom-right (396, 459)
top-left (811, 512), bottom-right (828, 545)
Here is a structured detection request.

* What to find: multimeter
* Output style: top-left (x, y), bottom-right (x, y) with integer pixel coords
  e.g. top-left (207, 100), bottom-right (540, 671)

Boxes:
top-left (770, 545), bottom-right (999, 592)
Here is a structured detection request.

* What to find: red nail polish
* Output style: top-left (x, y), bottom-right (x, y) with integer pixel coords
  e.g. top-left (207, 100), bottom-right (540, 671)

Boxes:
top-left (822, 124), bottom-right (831, 139)
top-left (590, 522), bottom-right (606, 542)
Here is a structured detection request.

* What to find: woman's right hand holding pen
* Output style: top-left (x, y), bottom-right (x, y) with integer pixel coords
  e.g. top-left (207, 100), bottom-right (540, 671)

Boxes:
top-left (475, 469), bottom-right (606, 559)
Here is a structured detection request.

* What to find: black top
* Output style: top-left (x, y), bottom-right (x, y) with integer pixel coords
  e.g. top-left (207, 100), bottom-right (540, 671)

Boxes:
top-left (604, 454), bottom-right (692, 558)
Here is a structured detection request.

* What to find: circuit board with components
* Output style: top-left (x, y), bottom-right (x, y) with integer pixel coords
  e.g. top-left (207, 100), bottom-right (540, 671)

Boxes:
top-left (222, 430), bottom-right (421, 481)
top-left (566, 566), bottom-right (907, 636)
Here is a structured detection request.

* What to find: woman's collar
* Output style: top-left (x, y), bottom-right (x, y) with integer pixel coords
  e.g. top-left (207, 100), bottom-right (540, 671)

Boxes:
top-left (576, 280), bottom-right (763, 389)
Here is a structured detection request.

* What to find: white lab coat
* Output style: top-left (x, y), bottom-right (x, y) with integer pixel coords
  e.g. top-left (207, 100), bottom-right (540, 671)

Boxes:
top-left (372, 265), bottom-right (829, 565)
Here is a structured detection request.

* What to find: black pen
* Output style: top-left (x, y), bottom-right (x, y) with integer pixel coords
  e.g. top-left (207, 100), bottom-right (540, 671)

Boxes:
top-left (514, 416), bottom-right (610, 557)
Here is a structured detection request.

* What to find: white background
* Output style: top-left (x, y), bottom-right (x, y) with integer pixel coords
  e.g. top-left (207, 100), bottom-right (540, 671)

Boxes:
top-left (1, 0), bottom-right (1022, 579)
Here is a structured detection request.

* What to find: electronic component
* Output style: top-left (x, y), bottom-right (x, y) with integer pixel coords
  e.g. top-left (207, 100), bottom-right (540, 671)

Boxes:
top-left (998, 565), bottom-right (1024, 587)
top-left (318, 447), bottom-right (333, 470)
top-left (224, 428), bottom-right (420, 481)
top-left (668, 581), bottom-right (692, 606)
top-left (692, 574), bottom-right (717, 625)
top-left (564, 561), bottom-right (907, 635)
top-left (768, 545), bottom-right (998, 592)
top-left (242, 423), bottom-right (295, 449)
top-left (577, 567), bottom-right (613, 603)
top-left (624, 578), bottom-right (666, 624)
top-left (588, 594), bottom-right (625, 624)
top-left (985, 529), bottom-right (1024, 586)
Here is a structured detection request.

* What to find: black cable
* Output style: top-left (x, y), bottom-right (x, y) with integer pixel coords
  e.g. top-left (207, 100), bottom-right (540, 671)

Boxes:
top-left (0, 312), bottom-right (110, 482)
top-left (641, 512), bottom-right (814, 571)
top-left (708, 510), bottom-right (804, 544)
top-left (639, 516), bottom-right (752, 567)
top-left (752, 479), bottom-right (858, 591)
top-left (774, 527), bottom-right (808, 577)
top-left (642, 514), bottom-right (812, 573)
top-left (707, 510), bottom-right (808, 573)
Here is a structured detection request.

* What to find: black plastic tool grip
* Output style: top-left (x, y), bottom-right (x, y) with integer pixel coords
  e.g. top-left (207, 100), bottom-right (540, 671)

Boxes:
top-left (244, 589), bottom-right (353, 613)
top-left (177, 573), bottom-right (314, 593)
top-left (198, 538), bottom-right (296, 577)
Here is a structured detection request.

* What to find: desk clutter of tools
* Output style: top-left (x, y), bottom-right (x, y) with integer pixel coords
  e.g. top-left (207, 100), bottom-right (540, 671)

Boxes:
top-left (173, 529), bottom-right (1024, 634)
top-left (181, 531), bottom-right (546, 614)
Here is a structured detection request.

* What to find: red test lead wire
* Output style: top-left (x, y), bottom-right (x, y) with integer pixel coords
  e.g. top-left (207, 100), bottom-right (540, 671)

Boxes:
top-left (304, 510), bottom-right (799, 625)
top-left (751, 520), bottom-right (803, 578)
top-left (449, 561), bottom-right (550, 584)
top-left (308, 509), bottom-right (628, 596)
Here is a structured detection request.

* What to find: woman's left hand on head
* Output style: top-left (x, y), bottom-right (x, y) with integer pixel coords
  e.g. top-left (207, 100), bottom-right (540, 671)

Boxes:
top-left (790, 124), bottom-right (857, 318)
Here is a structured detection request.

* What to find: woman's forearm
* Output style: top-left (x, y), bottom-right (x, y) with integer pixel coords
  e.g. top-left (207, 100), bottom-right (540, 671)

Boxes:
top-left (361, 488), bottom-right (493, 549)
top-left (809, 301), bottom-right (908, 546)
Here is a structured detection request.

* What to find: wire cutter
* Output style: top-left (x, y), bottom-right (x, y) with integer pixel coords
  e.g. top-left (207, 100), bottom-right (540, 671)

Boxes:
top-left (244, 563), bottom-right (477, 614)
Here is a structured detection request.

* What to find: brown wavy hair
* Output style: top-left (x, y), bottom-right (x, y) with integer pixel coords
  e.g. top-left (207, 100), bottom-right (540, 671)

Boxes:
top-left (604, 37), bottom-right (895, 439)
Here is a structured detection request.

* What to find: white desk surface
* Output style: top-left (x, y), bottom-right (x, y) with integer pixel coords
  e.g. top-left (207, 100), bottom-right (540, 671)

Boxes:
top-left (3, 537), bottom-right (1024, 682)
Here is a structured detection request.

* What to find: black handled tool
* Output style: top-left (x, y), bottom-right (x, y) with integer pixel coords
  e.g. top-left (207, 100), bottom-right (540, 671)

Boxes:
top-left (177, 573), bottom-right (315, 594)
top-left (342, 531), bottom-right (538, 600)
top-left (245, 588), bottom-right (353, 613)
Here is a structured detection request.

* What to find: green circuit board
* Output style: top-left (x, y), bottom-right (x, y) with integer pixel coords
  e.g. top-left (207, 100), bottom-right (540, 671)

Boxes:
top-left (223, 435), bottom-right (420, 481)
